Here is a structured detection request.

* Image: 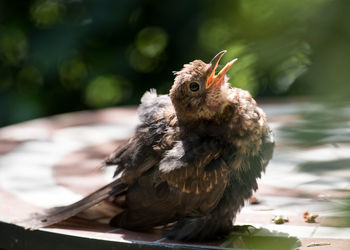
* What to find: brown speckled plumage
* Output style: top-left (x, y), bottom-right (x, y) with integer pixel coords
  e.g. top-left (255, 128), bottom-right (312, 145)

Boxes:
top-left (27, 51), bottom-right (274, 242)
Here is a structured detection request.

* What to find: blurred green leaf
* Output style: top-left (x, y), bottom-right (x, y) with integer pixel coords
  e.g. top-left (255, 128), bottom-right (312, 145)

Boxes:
top-left (128, 47), bottom-right (159, 73)
top-left (198, 19), bottom-right (231, 52)
top-left (136, 26), bottom-right (168, 58)
top-left (16, 65), bottom-right (43, 92)
top-left (30, 0), bottom-right (66, 28)
top-left (85, 75), bottom-right (129, 108)
top-left (59, 57), bottom-right (88, 89)
top-left (0, 26), bottom-right (27, 65)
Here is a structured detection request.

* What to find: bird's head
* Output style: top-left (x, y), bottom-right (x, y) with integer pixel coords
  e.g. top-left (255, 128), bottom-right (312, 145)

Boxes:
top-left (170, 50), bottom-right (237, 124)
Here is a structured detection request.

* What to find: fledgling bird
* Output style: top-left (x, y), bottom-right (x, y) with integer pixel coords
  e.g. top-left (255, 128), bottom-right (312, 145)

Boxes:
top-left (27, 50), bottom-right (275, 241)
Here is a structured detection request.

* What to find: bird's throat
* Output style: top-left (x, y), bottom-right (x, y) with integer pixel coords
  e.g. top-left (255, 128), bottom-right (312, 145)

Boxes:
top-left (206, 88), bottom-right (223, 113)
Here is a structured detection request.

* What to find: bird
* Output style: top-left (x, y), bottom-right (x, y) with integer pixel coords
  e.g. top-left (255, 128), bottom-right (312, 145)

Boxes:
top-left (26, 50), bottom-right (275, 242)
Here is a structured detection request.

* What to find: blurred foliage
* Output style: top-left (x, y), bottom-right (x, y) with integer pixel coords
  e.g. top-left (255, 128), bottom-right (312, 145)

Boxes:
top-left (0, 0), bottom-right (350, 126)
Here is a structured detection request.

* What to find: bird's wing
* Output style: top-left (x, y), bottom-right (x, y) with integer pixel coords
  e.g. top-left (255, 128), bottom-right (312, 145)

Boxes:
top-left (109, 137), bottom-right (232, 230)
top-left (104, 90), bottom-right (176, 183)
top-left (158, 137), bottom-right (230, 196)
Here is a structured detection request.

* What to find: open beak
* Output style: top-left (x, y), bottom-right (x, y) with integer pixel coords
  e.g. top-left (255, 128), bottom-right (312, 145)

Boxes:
top-left (206, 50), bottom-right (237, 89)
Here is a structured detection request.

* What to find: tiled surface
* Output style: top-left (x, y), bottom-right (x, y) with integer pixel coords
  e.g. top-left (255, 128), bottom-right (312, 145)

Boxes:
top-left (0, 101), bottom-right (350, 249)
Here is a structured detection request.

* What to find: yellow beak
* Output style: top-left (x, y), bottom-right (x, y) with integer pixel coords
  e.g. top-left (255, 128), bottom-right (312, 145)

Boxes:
top-left (206, 50), bottom-right (237, 89)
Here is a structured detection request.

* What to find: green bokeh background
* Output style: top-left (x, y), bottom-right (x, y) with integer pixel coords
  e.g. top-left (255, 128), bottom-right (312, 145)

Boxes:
top-left (0, 0), bottom-right (349, 126)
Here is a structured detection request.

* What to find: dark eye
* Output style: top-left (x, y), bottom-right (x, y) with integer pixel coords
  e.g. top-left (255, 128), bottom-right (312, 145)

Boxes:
top-left (189, 82), bottom-right (200, 92)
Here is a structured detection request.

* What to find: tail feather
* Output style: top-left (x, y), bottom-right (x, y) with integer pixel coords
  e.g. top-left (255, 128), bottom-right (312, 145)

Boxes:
top-left (22, 180), bottom-right (127, 229)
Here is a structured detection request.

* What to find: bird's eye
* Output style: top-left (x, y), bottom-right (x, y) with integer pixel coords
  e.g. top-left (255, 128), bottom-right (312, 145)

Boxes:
top-left (189, 82), bottom-right (200, 92)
